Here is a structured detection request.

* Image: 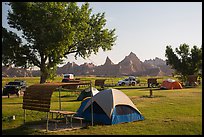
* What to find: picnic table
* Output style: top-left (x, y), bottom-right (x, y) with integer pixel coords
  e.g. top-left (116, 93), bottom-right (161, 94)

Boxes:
top-left (22, 82), bottom-right (90, 131)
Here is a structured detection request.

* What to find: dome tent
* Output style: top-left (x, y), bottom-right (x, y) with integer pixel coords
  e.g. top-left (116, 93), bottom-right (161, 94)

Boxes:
top-left (160, 79), bottom-right (183, 90)
top-left (77, 87), bottom-right (99, 101)
top-left (75, 88), bottom-right (144, 125)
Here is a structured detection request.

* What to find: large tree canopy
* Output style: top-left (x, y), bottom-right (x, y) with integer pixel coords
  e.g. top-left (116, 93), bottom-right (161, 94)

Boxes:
top-left (2, 2), bottom-right (117, 83)
top-left (165, 43), bottom-right (202, 82)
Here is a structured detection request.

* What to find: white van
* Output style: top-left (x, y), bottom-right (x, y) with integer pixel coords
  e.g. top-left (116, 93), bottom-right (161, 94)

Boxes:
top-left (63, 74), bottom-right (74, 80)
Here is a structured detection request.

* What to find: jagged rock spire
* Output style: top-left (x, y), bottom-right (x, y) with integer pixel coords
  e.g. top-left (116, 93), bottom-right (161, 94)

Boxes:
top-left (104, 56), bottom-right (114, 65)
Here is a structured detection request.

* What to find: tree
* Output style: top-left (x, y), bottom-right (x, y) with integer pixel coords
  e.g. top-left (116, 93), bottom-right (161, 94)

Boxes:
top-left (2, 27), bottom-right (23, 67)
top-left (2, 2), bottom-right (117, 83)
top-left (165, 43), bottom-right (202, 82)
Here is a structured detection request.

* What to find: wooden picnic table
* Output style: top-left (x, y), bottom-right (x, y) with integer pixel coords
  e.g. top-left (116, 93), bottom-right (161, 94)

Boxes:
top-left (23, 81), bottom-right (91, 131)
top-left (49, 110), bottom-right (76, 124)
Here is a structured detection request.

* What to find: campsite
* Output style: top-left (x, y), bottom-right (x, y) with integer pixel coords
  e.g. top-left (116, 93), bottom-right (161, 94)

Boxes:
top-left (2, 2), bottom-right (202, 135)
top-left (2, 76), bottom-right (202, 135)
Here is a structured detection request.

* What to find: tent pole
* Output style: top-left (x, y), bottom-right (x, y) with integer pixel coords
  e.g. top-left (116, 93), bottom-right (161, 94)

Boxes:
top-left (59, 86), bottom-right (62, 110)
top-left (90, 81), bottom-right (93, 126)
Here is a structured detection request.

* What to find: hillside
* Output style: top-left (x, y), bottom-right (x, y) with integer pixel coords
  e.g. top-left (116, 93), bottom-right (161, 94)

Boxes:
top-left (2, 52), bottom-right (174, 77)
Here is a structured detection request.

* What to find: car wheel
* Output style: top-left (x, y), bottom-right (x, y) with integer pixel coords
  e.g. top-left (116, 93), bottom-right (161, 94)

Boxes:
top-left (121, 82), bottom-right (125, 86)
top-left (132, 82), bottom-right (135, 86)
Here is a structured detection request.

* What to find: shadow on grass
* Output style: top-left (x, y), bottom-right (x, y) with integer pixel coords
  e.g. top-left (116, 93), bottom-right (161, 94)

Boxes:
top-left (51, 98), bottom-right (78, 102)
top-left (114, 86), bottom-right (150, 90)
top-left (60, 94), bottom-right (79, 98)
top-left (2, 119), bottom-right (92, 135)
top-left (2, 120), bottom-right (47, 135)
top-left (140, 95), bottom-right (166, 98)
top-left (2, 102), bottom-right (23, 105)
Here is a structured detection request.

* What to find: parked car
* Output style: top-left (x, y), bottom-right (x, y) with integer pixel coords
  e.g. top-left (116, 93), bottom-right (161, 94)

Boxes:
top-left (118, 76), bottom-right (139, 86)
top-left (14, 79), bottom-right (27, 89)
top-left (61, 73), bottom-right (75, 82)
top-left (2, 80), bottom-right (27, 97)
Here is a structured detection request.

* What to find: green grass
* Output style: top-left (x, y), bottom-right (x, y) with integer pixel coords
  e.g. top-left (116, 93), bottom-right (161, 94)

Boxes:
top-left (2, 76), bottom-right (202, 135)
top-left (1, 75), bottom-right (176, 88)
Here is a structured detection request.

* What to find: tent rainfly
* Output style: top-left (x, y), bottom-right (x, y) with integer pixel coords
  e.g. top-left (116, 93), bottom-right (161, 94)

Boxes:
top-left (160, 79), bottom-right (183, 90)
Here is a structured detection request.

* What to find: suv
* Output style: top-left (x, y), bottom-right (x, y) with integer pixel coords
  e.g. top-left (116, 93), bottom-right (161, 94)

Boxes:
top-left (118, 76), bottom-right (138, 86)
top-left (2, 80), bottom-right (27, 98)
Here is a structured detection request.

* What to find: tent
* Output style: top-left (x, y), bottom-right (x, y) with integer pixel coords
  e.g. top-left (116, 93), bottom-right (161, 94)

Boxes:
top-left (160, 79), bottom-right (183, 90)
top-left (75, 88), bottom-right (144, 125)
top-left (77, 87), bottom-right (99, 101)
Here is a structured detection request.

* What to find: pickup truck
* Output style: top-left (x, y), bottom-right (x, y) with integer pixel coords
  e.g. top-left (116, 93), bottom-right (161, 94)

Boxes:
top-left (2, 80), bottom-right (27, 97)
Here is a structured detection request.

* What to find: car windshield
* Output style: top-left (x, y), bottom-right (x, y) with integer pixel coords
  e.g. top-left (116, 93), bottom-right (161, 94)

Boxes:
top-left (64, 76), bottom-right (70, 79)
top-left (7, 82), bottom-right (21, 85)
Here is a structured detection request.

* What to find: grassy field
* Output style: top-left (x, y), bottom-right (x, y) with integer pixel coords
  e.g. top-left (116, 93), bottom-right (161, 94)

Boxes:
top-left (1, 75), bottom-right (174, 88)
top-left (1, 76), bottom-right (202, 135)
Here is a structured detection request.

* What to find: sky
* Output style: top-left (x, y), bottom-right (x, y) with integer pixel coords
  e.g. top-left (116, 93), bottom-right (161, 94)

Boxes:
top-left (2, 2), bottom-right (202, 67)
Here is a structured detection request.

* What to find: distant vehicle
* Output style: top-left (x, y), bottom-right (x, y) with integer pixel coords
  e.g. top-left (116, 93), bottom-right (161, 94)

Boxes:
top-left (63, 74), bottom-right (74, 80)
top-left (2, 80), bottom-right (27, 98)
top-left (117, 76), bottom-right (138, 86)
top-left (14, 79), bottom-right (27, 89)
top-left (61, 74), bottom-right (75, 82)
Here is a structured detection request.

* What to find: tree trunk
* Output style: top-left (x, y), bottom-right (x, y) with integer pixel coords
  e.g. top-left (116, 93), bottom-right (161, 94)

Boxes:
top-left (40, 64), bottom-right (48, 84)
top-left (40, 72), bottom-right (48, 84)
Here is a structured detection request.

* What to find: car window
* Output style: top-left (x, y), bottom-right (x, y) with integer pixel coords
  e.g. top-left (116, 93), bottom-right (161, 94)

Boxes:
top-left (7, 82), bottom-right (21, 85)
top-left (15, 81), bottom-right (26, 85)
top-left (64, 76), bottom-right (70, 79)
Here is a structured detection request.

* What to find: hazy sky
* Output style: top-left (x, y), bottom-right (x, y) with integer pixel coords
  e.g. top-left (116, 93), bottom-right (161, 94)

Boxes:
top-left (2, 2), bottom-right (202, 66)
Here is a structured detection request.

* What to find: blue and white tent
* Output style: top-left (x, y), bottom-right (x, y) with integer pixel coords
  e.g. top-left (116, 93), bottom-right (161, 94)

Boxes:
top-left (75, 88), bottom-right (144, 125)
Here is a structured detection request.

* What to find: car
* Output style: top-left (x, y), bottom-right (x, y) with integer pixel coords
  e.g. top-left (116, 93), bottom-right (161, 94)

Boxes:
top-left (63, 74), bottom-right (74, 80)
top-left (61, 73), bottom-right (75, 82)
top-left (117, 76), bottom-right (138, 86)
top-left (2, 81), bottom-right (27, 98)
top-left (14, 79), bottom-right (27, 89)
